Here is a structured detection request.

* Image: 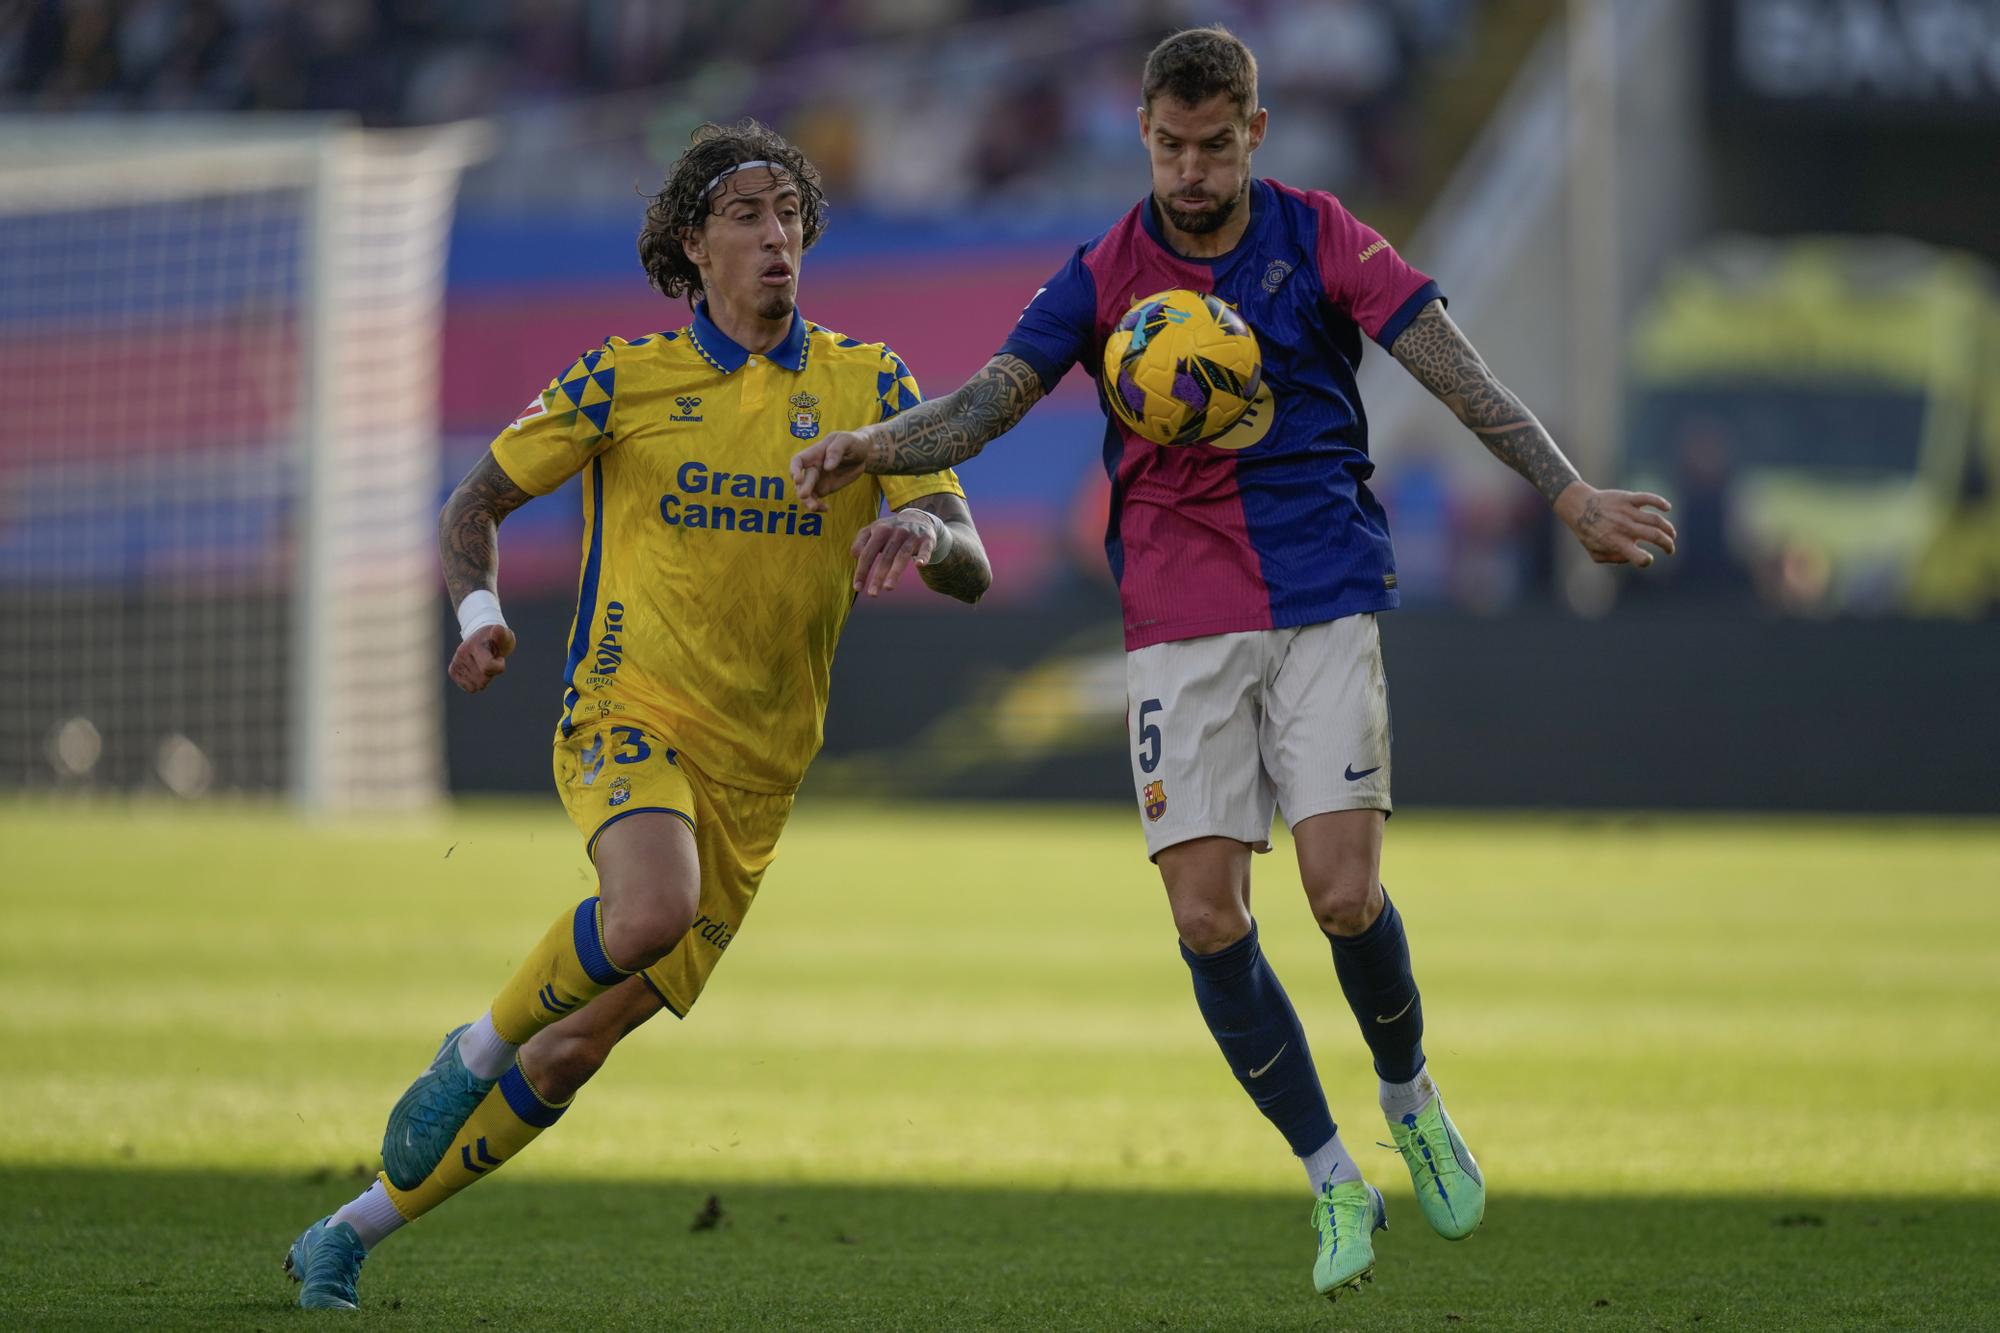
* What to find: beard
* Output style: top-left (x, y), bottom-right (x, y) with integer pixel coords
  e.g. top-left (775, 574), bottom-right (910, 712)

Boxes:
top-left (754, 286), bottom-right (795, 322)
top-left (1156, 181), bottom-right (1246, 235)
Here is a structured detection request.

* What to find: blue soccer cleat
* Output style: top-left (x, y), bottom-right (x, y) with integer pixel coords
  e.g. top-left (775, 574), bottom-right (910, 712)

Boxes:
top-left (380, 1024), bottom-right (495, 1189)
top-left (284, 1215), bottom-right (366, 1310)
top-left (1311, 1179), bottom-right (1388, 1300)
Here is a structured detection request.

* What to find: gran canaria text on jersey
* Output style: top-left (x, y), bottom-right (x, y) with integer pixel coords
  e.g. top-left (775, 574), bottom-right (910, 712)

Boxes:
top-left (657, 459), bottom-right (826, 537)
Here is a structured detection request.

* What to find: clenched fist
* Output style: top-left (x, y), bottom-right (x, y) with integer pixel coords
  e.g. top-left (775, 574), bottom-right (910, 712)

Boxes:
top-left (448, 623), bottom-right (516, 693)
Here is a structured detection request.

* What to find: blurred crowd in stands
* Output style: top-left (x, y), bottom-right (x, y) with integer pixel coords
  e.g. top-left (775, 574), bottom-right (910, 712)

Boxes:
top-left (5, 0), bottom-right (1475, 210)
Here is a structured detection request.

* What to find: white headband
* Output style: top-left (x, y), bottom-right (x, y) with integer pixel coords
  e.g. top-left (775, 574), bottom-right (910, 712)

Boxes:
top-left (702, 159), bottom-right (783, 202)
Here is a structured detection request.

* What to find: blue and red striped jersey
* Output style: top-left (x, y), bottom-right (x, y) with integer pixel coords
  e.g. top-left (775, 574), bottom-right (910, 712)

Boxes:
top-left (999, 179), bottom-right (1441, 650)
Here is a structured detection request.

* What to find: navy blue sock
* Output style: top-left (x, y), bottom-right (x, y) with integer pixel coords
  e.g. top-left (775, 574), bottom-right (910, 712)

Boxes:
top-left (1181, 921), bottom-right (1337, 1157)
top-left (1325, 888), bottom-right (1426, 1083)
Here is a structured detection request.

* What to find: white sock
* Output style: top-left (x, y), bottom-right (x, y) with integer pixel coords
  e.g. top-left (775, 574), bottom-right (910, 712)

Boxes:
top-left (1378, 1063), bottom-right (1437, 1124)
top-left (1301, 1130), bottom-right (1362, 1194)
top-left (456, 1012), bottom-right (517, 1081)
top-left (331, 1179), bottom-right (409, 1250)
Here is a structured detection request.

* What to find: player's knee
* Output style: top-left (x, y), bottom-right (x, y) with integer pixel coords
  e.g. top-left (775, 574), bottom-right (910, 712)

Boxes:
top-left (1159, 840), bottom-right (1253, 955)
top-left (528, 1030), bottom-right (615, 1102)
top-left (1309, 872), bottom-right (1382, 938)
top-left (599, 880), bottom-right (697, 971)
top-left (1171, 897), bottom-right (1253, 956)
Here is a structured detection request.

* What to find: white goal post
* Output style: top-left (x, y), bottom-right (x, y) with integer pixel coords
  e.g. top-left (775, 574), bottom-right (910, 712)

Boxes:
top-left (0, 119), bottom-right (487, 811)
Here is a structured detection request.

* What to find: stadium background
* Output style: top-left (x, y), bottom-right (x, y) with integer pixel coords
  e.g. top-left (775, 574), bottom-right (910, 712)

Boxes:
top-left (5, 0), bottom-right (1998, 809)
top-left (3, 2), bottom-right (1997, 1329)
top-left (430, 0), bottom-right (2000, 813)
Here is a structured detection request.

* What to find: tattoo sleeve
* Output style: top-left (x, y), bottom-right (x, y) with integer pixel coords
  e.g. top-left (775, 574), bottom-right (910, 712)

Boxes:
top-left (901, 492), bottom-right (992, 605)
top-left (438, 450), bottom-right (536, 608)
top-left (1390, 299), bottom-right (1581, 506)
top-left (866, 354), bottom-right (1047, 476)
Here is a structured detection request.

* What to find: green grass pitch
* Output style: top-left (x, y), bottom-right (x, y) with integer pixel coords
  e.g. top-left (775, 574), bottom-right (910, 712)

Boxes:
top-left (3, 801), bottom-right (1997, 1329)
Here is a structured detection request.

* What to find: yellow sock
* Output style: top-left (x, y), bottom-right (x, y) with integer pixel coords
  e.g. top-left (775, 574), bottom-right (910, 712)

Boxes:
top-left (382, 1059), bottom-right (570, 1222)
top-left (488, 896), bottom-right (631, 1045)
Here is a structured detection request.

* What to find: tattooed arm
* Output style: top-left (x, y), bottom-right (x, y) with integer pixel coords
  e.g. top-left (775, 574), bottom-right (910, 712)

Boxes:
top-left (439, 450), bottom-right (536, 604)
top-left (438, 450), bottom-right (536, 692)
top-left (863, 355), bottom-right (1047, 475)
top-left (848, 491), bottom-right (992, 604)
top-left (1390, 299), bottom-right (1676, 566)
top-left (791, 354), bottom-right (1047, 508)
top-left (902, 492), bottom-right (991, 604)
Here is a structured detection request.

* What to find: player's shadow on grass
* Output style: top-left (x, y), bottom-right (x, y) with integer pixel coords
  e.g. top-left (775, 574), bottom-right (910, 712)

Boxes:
top-left (2, 1167), bottom-right (1993, 1331)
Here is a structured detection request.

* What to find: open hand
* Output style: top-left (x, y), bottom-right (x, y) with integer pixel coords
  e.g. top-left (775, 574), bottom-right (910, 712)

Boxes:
top-left (1555, 483), bottom-right (1677, 567)
top-left (850, 509), bottom-right (946, 597)
top-left (790, 430), bottom-right (871, 512)
top-left (448, 623), bottom-right (516, 693)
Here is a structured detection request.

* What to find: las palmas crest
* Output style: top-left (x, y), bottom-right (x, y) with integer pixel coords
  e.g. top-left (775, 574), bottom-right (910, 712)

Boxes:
top-left (788, 391), bottom-right (821, 440)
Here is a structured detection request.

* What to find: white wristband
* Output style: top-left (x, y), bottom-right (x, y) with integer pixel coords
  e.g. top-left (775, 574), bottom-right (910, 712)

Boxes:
top-left (456, 589), bottom-right (508, 641)
top-left (911, 507), bottom-right (950, 554)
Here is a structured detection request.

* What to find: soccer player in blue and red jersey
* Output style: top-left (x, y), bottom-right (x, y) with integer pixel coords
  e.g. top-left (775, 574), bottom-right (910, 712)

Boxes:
top-left (793, 27), bottom-right (1676, 1300)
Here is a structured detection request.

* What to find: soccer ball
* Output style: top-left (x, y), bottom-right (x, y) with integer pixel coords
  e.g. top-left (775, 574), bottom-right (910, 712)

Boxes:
top-left (1103, 289), bottom-right (1263, 446)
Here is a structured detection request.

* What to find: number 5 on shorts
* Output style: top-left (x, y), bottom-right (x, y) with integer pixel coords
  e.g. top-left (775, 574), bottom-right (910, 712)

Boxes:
top-left (1137, 698), bottom-right (1162, 774)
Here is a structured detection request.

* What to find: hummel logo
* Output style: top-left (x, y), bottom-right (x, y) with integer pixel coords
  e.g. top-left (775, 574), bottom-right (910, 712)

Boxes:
top-left (1344, 764), bottom-right (1381, 782)
top-left (1374, 997), bottom-right (1416, 1025)
top-left (671, 394), bottom-right (703, 423)
top-left (1247, 1042), bottom-right (1288, 1078)
top-left (461, 1136), bottom-right (502, 1174)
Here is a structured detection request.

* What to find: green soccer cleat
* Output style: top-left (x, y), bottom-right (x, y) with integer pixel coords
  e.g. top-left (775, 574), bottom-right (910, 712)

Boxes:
top-left (1391, 1093), bottom-right (1485, 1240)
top-left (381, 1025), bottom-right (495, 1189)
top-left (284, 1215), bottom-right (366, 1310)
top-left (1310, 1178), bottom-right (1387, 1300)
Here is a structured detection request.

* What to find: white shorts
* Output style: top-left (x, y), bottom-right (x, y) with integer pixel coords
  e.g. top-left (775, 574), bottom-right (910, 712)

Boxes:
top-left (1125, 616), bottom-right (1392, 859)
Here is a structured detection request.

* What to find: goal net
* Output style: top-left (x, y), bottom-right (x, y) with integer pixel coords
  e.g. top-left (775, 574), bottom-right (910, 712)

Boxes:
top-left (0, 121), bottom-right (485, 810)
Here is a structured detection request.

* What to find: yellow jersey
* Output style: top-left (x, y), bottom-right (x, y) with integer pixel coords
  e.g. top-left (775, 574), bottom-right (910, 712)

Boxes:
top-left (489, 304), bottom-right (963, 793)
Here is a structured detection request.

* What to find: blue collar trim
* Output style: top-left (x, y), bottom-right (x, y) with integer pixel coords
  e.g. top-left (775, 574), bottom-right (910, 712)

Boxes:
top-left (687, 303), bottom-right (808, 374)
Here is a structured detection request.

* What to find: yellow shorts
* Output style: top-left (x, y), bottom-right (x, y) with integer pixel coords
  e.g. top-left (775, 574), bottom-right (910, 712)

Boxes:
top-left (552, 720), bottom-right (794, 1017)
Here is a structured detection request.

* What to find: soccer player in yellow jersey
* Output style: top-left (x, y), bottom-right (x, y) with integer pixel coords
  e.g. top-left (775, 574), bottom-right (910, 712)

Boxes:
top-left (284, 121), bottom-right (990, 1310)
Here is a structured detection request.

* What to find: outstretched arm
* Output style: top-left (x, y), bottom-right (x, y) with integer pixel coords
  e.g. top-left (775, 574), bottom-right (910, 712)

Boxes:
top-left (1390, 299), bottom-right (1676, 567)
top-left (438, 450), bottom-right (536, 692)
top-left (791, 354), bottom-right (1047, 509)
top-left (848, 491), bottom-right (992, 604)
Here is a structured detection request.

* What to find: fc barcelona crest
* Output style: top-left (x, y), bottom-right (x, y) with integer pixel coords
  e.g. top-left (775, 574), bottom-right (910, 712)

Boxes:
top-left (788, 391), bottom-right (821, 440)
top-left (1142, 780), bottom-right (1167, 822)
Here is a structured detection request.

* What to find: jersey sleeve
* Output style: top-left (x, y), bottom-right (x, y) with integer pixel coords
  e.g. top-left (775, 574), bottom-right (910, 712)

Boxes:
top-left (488, 342), bottom-right (620, 496)
top-left (1309, 192), bottom-right (1443, 351)
top-left (872, 347), bottom-right (965, 509)
top-left (995, 245), bottom-right (1099, 392)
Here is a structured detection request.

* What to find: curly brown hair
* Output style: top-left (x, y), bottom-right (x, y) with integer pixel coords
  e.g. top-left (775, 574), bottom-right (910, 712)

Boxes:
top-left (1142, 26), bottom-right (1259, 120)
top-left (637, 120), bottom-right (828, 302)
